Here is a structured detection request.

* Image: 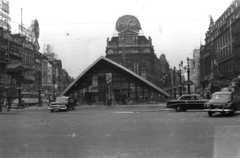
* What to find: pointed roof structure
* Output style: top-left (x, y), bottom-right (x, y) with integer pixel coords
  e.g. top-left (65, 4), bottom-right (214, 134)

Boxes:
top-left (208, 15), bottom-right (214, 29)
top-left (60, 56), bottom-right (170, 97)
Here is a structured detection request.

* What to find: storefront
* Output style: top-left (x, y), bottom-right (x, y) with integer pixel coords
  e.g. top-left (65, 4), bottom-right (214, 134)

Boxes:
top-left (60, 56), bottom-right (170, 105)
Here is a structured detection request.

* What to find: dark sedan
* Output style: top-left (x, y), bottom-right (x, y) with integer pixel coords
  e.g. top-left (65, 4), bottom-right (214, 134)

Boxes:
top-left (166, 94), bottom-right (209, 112)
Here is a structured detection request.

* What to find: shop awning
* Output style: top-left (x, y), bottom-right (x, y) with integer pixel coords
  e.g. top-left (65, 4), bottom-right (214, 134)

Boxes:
top-left (6, 63), bottom-right (33, 72)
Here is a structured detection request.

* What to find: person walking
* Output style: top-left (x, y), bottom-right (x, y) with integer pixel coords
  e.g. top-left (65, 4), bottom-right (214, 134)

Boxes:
top-left (0, 99), bottom-right (3, 112)
top-left (7, 96), bottom-right (11, 111)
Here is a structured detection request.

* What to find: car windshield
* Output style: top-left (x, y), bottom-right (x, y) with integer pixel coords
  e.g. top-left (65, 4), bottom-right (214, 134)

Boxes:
top-left (211, 94), bottom-right (231, 100)
top-left (56, 97), bottom-right (68, 103)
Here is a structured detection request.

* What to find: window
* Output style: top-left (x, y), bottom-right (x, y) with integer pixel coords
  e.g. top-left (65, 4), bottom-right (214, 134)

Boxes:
top-left (141, 69), bottom-right (146, 79)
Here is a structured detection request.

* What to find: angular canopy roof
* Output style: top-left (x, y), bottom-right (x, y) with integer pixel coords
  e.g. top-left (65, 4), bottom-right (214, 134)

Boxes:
top-left (60, 56), bottom-right (170, 97)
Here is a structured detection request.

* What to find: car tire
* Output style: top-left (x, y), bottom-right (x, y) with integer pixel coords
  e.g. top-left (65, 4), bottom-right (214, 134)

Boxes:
top-left (208, 111), bottom-right (213, 117)
top-left (51, 109), bottom-right (54, 112)
top-left (175, 106), bottom-right (182, 112)
top-left (229, 108), bottom-right (236, 116)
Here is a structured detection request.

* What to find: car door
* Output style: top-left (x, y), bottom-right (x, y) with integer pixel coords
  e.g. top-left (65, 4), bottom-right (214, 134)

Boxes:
top-left (194, 96), bottom-right (205, 109)
top-left (190, 96), bottom-right (200, 109)
top-left (185, 96), bottom-right (195, 109)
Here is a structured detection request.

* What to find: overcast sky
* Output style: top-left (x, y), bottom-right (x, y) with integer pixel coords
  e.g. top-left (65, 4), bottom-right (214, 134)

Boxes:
top-left (9, 0), bottom-right (234, 78)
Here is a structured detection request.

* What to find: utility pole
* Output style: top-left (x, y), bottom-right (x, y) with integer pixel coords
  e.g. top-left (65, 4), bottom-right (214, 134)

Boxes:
top-left (187, 58), bottom-right (191, 94)
top-left (52, 65), bottom-right (56, 101)
top-left (37, 69), bottom-right (42, 107)
top-left (173, 67), bottom-right (176, 99)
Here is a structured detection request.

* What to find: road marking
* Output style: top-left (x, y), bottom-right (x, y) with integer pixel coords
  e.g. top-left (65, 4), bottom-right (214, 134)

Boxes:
top-left (112, 111), bottom-right (134, 114)
top-left (190, 112), bottom-right (199, 117)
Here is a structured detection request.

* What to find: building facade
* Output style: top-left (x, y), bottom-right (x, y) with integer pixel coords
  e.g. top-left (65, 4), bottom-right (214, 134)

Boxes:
top-left (105, 15), bottom-right (170, 88)
top-left (190, 49), bottom-right (200, 90)
top-left (200, 0), bottom-right (240, 93)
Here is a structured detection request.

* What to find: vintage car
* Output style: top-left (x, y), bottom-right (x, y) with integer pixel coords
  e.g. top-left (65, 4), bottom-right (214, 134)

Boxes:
top-left (48, 96), bottom-right (75, 112)
top-left (10, 100), bottom-right (26, 109)
top-left (204, 91), bottom-right (240, 117)
top-left (166, 94), bottom-right (209, 112)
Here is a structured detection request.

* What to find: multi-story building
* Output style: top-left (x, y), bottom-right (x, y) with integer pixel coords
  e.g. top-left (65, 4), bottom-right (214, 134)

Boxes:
top-left (105, 15), bottom-right (169, 87)
top-left (200, 0), bottom-right (240, 93)
top-left (190, 49), bottom-right (200, 89)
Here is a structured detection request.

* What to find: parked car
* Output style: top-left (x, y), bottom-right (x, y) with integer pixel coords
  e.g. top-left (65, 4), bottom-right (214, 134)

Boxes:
top-left (166, 94), bottom-right (209, 112)
top-left (10, 100), bottom-right (26, 109)
top-left (48, 96), bottom-right (75, 112)
top-left (204, 91), bottom-right (240, 117)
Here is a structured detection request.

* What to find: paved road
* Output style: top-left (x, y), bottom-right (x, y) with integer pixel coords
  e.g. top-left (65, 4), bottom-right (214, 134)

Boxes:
top-left (1, 104), bottom-right (240, 158)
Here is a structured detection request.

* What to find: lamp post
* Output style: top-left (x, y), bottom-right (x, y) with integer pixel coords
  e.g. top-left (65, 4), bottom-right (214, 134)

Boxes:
top-left (178, 61), bottom-right (186, 96)
top-left (179, 58), bottom-right (195, 94)
top-left (38, 70), bottom-right (42, 107)
top-left (178, 63), bottom-right (182, 96)
top-left (173, 67), bottom-right (176, 99)
top-left (187, 58), bottom-right (191, 94)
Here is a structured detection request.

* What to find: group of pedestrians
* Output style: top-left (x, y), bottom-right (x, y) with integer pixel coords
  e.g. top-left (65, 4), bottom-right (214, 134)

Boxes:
top-left (0, 97), bottom-right (11, 112)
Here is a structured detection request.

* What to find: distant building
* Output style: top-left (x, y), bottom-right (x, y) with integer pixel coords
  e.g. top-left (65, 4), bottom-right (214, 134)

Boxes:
top-left (105, 15), bottom-right (170, 88)
top-left (190, 49), bottom-right (200, 89)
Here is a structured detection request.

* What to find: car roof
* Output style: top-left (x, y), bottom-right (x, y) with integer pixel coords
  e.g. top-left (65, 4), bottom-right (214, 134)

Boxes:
top-left (181, 94), bottom-right (200, 97)
top-left (213, 91), bottom-right (232, 95)
top-left (57, 96), bottom-right (69, 99)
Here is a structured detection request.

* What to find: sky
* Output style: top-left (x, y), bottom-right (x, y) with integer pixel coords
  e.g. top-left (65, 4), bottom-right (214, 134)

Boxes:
top-left (8, 0), bottom-right (234, 78)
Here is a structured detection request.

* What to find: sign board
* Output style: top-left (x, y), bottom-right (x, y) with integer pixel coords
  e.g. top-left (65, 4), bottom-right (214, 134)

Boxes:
top-left (115, 15), bottom-right (141, 32)
top-left (106, 73), bottom-right (112, 83)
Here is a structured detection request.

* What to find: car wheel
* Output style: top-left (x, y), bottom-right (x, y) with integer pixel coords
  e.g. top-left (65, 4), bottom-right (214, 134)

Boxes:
top-left (51, 109), bottom-right (54, 112)
top-left (229, 108), bottom-right (236, 116)
top-left (208, 111), bottom-right (213, 117)
top-left (175, 106), bottom-right (182, 112)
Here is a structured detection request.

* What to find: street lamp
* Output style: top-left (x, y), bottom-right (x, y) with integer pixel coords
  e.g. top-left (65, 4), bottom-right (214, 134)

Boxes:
top-left (177, 61), bottom-right (186, 96)
top-left (37, 70), bottom-right (42, 107)
top-left (180, 57), bottom-right (195, 94)
top-left (173, 67), bottom-right (176, 99)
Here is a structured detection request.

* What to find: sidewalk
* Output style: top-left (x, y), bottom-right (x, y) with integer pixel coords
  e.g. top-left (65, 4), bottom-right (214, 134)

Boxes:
top-left (0, 103), bottom-right (48, 114)
top-left (0, 103), bottom-right (167, 114)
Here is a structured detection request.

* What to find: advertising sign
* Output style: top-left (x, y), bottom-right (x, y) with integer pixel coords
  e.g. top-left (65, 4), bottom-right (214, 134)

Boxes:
top-left (115, 15), bottom-right (141, 32)
top-left (106, 73), bottom-right (112, 83)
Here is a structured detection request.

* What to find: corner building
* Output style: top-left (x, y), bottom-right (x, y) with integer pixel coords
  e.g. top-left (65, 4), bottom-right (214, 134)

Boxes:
top-left (105, 15), bottom-right (166, 87)
top-left (200, 0), bottom-right (240, 93)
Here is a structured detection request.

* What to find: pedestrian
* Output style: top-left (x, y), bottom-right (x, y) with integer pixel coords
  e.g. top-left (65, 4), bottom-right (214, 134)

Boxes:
top-left (7, 96), bottom-right (11, 111)
top-left (207, 92), bottom-right (211, 99)
top-left (0, 99), bottom-right (3, 112)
